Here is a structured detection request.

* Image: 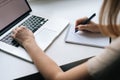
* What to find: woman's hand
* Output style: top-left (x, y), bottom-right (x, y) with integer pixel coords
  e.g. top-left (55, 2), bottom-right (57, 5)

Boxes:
top-left (75, 17), bottom-right (100, 33)
top-left (11, 26), bottom-right (35, 47)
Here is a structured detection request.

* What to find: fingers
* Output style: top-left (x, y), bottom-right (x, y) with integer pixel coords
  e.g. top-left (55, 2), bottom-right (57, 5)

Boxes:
top-left (75, 17), bottom-right (88, 27)
top-left (11, 29), bottom-right (16, 38)
top-left (77, 24), bottom-right (89, 31)
top-left (11, 26), bottom-right (27, 38)
top-left (75, 16), bottom-right (100, 33)
top-left (75, 17), bottom-right (89, 32)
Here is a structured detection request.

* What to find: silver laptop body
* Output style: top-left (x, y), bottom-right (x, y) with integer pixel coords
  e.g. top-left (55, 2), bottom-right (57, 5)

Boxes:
top-left (0, 0), bottom-right (69, 63)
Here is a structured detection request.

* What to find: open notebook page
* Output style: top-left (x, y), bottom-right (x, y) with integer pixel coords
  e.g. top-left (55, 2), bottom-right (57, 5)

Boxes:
top-left (65, 24), bottom-right (110, 48)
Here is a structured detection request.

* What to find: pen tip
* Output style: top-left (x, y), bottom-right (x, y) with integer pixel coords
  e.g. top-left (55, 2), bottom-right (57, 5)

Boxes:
top-left (93, 13), bottom-right (96, 16)
top-left (75, 28), bottom-right (78, 33)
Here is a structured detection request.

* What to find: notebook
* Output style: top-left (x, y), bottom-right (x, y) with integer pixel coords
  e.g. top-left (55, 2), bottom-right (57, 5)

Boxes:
top-left (0, 0), bottom-right (69, 63)
top-left (65, 24), bottom-right (110, 48)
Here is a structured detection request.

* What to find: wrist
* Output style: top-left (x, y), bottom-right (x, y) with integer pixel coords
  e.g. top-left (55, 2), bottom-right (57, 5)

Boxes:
top-left (22, 39), bottom-right (37, 48)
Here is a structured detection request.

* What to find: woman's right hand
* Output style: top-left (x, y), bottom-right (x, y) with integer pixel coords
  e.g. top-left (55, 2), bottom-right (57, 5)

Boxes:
top-left (75, 17), bottom-right (100, 33)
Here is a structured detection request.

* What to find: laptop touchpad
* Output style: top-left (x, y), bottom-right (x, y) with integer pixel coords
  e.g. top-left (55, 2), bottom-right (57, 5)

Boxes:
top-left (35, 28), bottom-right (57, 50)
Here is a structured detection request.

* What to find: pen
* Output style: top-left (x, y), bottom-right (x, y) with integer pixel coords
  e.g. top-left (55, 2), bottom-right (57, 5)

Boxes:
top-left (75, 13), bottom-right (96, 33)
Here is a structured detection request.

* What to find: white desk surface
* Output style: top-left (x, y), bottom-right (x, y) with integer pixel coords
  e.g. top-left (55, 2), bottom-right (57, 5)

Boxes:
top-left (0, 0), bottom-right (104, 80)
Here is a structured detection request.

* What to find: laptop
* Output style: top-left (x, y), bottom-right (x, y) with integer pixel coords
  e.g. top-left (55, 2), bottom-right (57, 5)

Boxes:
top-left (0, 0), bottom-right (69, 63)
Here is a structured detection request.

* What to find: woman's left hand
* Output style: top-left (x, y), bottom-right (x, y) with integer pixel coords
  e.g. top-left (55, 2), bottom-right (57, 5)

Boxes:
top-left (11, 26), bottom-right (35, 46)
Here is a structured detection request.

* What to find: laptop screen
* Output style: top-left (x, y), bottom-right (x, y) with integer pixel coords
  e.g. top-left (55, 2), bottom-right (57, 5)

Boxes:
top-left (0, 0), bottom-right (31, 35)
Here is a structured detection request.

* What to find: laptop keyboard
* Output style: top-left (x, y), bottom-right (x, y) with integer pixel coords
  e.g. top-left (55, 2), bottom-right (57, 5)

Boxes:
top-left (0, 15), bottom-right (48, 47)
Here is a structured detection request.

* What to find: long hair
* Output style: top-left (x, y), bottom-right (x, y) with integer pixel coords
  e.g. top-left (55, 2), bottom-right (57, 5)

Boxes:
top-left (99, 0), bottom-right (120, 38)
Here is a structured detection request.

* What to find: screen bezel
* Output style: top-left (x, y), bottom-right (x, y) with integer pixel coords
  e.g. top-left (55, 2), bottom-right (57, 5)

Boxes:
top-left (0, 0), bottom-right (32, 36)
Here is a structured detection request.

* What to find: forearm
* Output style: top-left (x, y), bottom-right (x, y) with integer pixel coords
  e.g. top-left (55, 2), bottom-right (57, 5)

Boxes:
top-left (23, 41), bottom-right (63, 79)
top-left (22, 40), bottom-right (91, 80)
